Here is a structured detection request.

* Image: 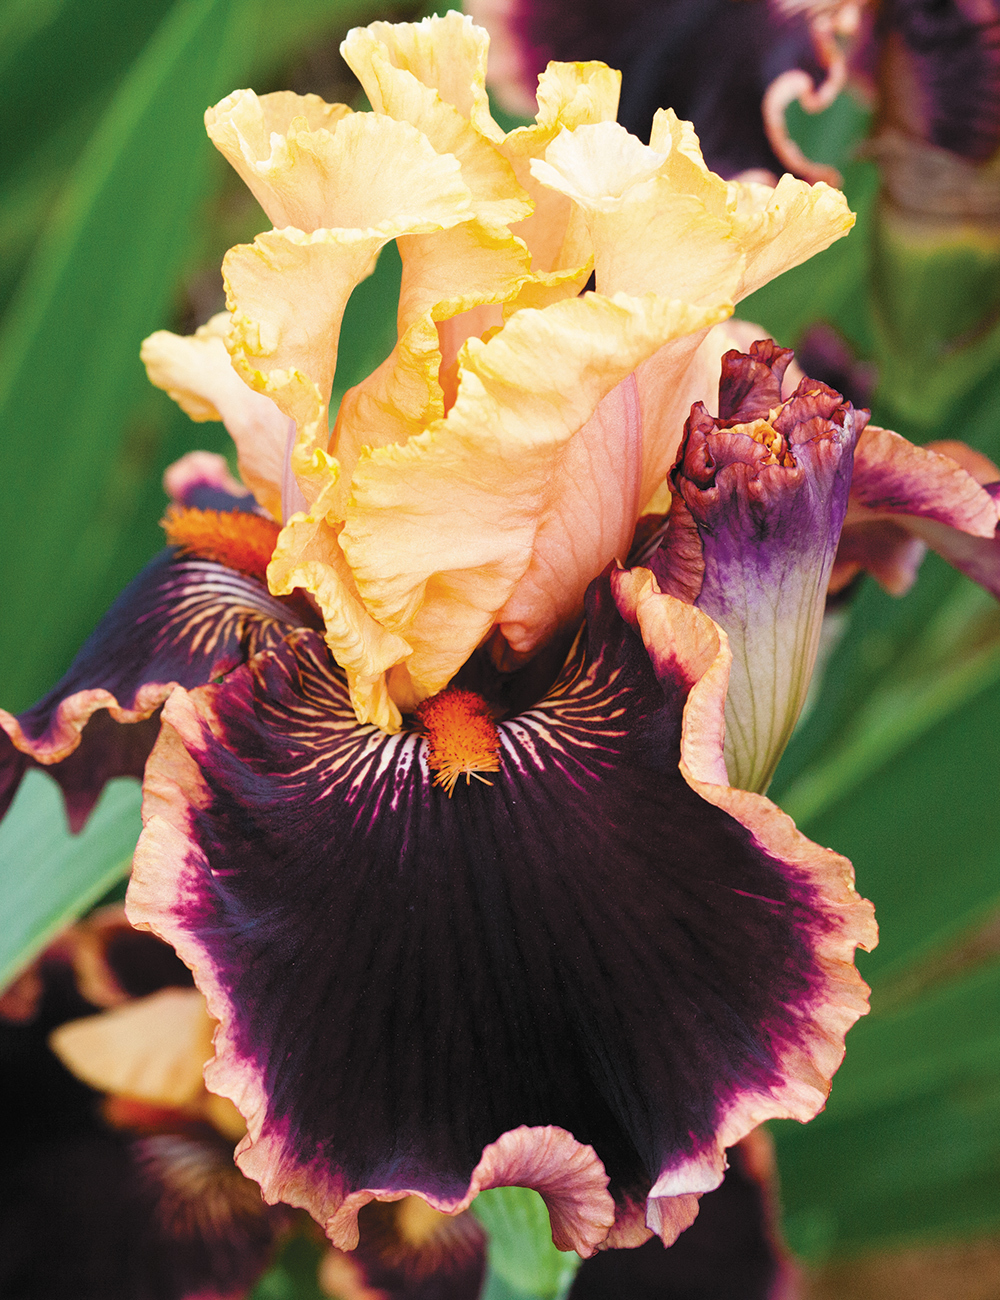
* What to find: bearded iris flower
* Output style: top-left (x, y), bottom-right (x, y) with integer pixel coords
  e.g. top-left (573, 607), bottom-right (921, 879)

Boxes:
top-left (3, 11), bottom-right (1000, 1267)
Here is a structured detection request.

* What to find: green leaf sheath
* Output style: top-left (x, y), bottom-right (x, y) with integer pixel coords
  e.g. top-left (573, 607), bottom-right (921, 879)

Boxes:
top-left (0, 769), bottom-right (141, 989)
top-left (474, 1188), bottom-right (581, 1300)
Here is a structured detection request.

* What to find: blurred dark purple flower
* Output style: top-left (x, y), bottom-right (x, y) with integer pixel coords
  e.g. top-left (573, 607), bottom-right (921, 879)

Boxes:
top-left (468, 0), bottom-right (855, 181)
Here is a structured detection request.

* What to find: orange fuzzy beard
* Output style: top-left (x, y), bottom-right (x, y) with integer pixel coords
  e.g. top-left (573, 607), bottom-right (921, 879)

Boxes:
top-left (416, 687), bottom-right (501, 796)
top-left (162, 506), bottom-right (280, 583)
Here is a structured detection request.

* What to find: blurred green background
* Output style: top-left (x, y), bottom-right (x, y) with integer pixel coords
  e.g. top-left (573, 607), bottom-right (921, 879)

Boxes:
top-left (2, 1), bottom-right (1000, 1295)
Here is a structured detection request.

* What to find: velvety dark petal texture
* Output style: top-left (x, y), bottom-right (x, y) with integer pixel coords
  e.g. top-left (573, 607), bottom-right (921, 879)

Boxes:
top-left (499, 0), bottom-right (822, 176)
top-left (568, 1135), bottom-right (794, 1300)
top-left (0, 548), bottom-right (307, 829)
top-left (129, 570), bottom-right (873, 1253)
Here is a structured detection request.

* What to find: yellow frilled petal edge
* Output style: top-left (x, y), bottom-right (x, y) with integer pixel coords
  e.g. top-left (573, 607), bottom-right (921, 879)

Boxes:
top-left (349, 11), bottom-right (500, 141)
top-left (220, 113), bottom-right (476, 492)
top-left (531, 110), bottom-right (854, 303)
top-left (329, 221), bottom-right (536, 516)
top-left (205, 90), bottom-right (353, 231)
top-left (141, 313), bottom-right (289, 521)
top-left (268, 516), bottom-right (412, 731)
top-left (337, 290), bottom-right (731, 715)
top-left (342, 15), bottom-right (530, 229)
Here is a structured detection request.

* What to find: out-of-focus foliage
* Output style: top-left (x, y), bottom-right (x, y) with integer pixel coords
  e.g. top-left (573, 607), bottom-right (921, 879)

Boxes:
top-left (750, 102), bottom-right (1000, 1267)
top-left (0, 0), bottom-right (409, 716)
top-left (3, 3), bottom-right (1000, 1295)
top-left (0, 769), bottom-right (140, 989)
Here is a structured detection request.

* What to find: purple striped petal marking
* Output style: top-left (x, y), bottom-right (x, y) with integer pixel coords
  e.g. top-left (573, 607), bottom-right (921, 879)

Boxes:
top-left (1, 549), bottom-right (308, 829)
top-left (129, 569), bottom-right (874, 1254)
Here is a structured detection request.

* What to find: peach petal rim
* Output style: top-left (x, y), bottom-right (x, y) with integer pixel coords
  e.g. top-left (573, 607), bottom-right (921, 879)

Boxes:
top-left (0, 682), bottom-right (174, 767)
top-left (614, 568), bottom-right (876, 1233)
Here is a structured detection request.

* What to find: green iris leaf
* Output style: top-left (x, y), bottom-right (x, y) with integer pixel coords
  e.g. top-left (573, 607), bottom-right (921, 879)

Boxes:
top-left (0, 769), bottom-right (141, 989)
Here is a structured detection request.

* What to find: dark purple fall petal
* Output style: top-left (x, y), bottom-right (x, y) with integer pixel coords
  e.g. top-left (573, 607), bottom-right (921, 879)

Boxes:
top-left (652, 342), bottom-right (866, 792)
top-left (0, 549), bottom-right (309, 830)
top-left (475, 0), bottom-right (824, 178)
top-left (128, 568), bottom-right (873, 1255)
top-left (568, 1134), bottom-right (796, 1300)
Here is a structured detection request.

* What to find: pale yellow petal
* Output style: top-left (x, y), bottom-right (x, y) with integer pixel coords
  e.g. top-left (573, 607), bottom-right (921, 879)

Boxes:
top-left (224, 228), bottom-right (374, 494)
top-left (342, 17), bottom-right (529, 228)
top-left (728, 170), bottom-right (856, 301)
top-left (533, 112), bottom-right (854, 304)
top-left (354, 11), bottom-right (497, 137)
top-left (533, 61), bottom-right (621, 132)
top-left (212, 107), bottom-right (473, 242)
top-left (220, 114), bottom-right (474, 500)
top-left (141, 313), bottom-right (289, 519)
top-left (331, 315), bottom-right (444, 513)
top-left (533, 121), bottom-right (742, 303)
top-left (499, 61), bottom-right (620, 279)
top-left (225, 230), bottom-right (375, 417)
top-left (205, 89), bottom-right (353, 229)
top-left (268, 516), bottom-right (412, 731)
top-left (340, 291), bottom-right (730, 705)
top-left (396, 220), bottom-right (532, 333)
top-left (531, 120), bottom-right (668, 211)
top-left (49, 988), bottom-right (214, 1108)
top-left (328, 222), bottom-right (535, 516)
top-left (647, 108), bottom-right (730, 214)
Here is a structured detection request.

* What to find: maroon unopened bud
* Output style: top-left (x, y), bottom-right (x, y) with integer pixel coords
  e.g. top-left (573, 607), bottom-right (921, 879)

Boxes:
top-left (651, 340), bottom-right (867, 791)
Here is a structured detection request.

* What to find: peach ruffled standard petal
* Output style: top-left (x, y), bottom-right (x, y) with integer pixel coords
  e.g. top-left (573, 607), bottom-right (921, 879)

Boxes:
top-left (531, 111), bottom-right (854, 302)
top-left (268, 517), bottom-right (412, 731)
top-left (343, 16), bottom-right (597, 306)
top-left (142, 314), bottom-right (289, 519)
top-left (218, 112), bottom-right (479, 514)
top-left (205, 90), bottom-right (354, 230)
top-left (498, 61), bottom-right (621, 284)
top-left (329, 221), bottom-right (536, 512)
top-left (342, 15), bottom-right (530, 228)
top-left (349, 11), bottom-right (499, 141)
top-left (339, 291), bottom-right (730, 709)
